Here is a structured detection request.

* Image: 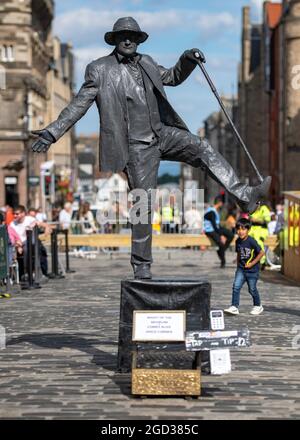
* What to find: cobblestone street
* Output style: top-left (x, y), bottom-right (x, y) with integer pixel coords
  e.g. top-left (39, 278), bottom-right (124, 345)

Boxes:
top-left (0, 250), bottom-right (299, 420)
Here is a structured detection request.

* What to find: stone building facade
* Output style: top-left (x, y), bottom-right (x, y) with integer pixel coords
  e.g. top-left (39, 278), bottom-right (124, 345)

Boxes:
top-left (75, 134), bottom-right (129, 205)
top-left (281, 0), bottom-right (300, 193)
top-left (238, 7), bottom-right (270, 186)
top-left (0, 0), bottom-right (74, 211)
top-left (45, 36), bottom-right (75, 210)
top-left (75, 134), bottom-right (99, 203)
top-left (238, 0), bottom-right (300, 204)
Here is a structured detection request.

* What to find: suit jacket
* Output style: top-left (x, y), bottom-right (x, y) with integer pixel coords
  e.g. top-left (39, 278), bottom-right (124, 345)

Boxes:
top-left (46, 51), bottom-right (196, 172)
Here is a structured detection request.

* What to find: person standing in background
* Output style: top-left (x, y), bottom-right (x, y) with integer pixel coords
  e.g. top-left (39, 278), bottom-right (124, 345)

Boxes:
top-left (0, 211), bottom-right (22, 265)
top-left (36, 207), bottom-right (47, 223)
top-left (4, 205), bottom-right (14, 226)
top-left (249, 203), bottom-right (271, 268)
top-left (268, 212), bottom-right (277, 235)
top-left (79, 202), bottom-right (97, 235)
top-left (27, 208), bottom-right (51, 277)
top-left (184, 202), bottom-right (202, 233)
top-left (59, 202), bottom-right (73, 231)
top-left (225, 209), bottom-right (237, 234)
top-left (204, 196), bottom-right (234, 268)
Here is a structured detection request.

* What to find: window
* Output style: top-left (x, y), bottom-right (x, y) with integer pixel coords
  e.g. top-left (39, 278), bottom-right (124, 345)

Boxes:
top-left (1, 45), bottom-right (14, 62)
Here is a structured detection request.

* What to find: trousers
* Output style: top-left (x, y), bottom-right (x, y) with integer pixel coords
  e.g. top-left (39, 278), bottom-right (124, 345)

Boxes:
top-left (205, 227), bottom-right (234, 264)
top-left (231, 268), bottom-right (261, 307)
top-left (124, 124), bottom-right (251, 266)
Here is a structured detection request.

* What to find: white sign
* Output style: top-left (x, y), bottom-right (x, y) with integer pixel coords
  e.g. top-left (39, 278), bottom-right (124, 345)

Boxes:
top-left (185, 328), bottom-right (250, 351)
top-left (132, 310), bottom-right (186, 342)
top-left (210, 349), bottom-right (231, 375)
top-left (4, 177), bottom-right (17, 185)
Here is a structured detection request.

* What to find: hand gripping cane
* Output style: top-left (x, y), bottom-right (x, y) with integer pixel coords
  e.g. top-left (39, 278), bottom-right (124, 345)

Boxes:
top-left (194, 51), bottom-right (264, 183)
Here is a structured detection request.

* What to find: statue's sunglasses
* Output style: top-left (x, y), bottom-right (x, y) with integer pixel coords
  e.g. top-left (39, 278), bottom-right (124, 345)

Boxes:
top-left (114, 32), bottom-right (140, 44)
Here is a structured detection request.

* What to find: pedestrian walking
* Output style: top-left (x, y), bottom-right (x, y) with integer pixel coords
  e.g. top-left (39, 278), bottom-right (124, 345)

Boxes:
top-left (204, 196), bottom-right (234, 268)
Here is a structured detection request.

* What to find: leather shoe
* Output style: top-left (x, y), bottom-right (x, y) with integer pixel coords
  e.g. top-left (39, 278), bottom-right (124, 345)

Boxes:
top-left (132, 263), bottom-right (152, 279)
top-left (240, 176), bottom-right (272, 214)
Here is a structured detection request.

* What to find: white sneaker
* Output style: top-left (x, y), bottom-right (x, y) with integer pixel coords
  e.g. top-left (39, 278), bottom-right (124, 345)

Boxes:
top-left (250, 305), bottom-right (264, 315)
top-left (224, 306), bottom-right (239, 315)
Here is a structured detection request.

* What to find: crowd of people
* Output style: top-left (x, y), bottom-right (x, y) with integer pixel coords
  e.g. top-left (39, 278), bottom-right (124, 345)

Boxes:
top-left (0, 205), bottom-right (52, 297)
top-left (0, 196), bottom-right (284, 298)
top-left (203, 196), bottom-right (284, 269)
top-left (0, 200), bottom-right (107, 287)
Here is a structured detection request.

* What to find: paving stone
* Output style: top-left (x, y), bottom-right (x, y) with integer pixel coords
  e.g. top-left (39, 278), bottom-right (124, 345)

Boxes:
top-left (0, 250), bottom-right (299, 419)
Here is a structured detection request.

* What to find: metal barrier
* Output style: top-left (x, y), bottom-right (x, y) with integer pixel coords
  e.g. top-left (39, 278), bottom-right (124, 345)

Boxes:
top-left (61, 229), bottom-right (75, 274)
top-left (18, 222), bottom-right (79, 282)
top-left (0, 224), bottom-right (11, 295)
top-left (48, 229), bottom-right (64, 279)
top-left (0, 224), bottom-right (78, 293)
top-left (22, 227), bottom-right (41, 290)
top-left (34, 226), bottom-right (42, 286)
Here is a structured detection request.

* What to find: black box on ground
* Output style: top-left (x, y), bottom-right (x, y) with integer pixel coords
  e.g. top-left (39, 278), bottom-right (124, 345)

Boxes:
top-left (117, 278), bottom-right (211, 372)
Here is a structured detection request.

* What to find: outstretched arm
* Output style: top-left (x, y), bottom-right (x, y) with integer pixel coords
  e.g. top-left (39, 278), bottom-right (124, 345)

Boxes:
top-left (32, 62), bottom-right (99, 152)
top-left (158, 48), bottom-right (205, 86)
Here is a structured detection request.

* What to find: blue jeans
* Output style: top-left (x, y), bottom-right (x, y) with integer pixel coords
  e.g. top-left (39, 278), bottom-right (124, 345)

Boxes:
top-left (231, 268), bottom-right (261, 307)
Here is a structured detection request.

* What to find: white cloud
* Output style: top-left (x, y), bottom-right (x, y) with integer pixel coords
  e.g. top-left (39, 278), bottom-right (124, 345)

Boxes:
top-left (194, 54), bottom-right (238, 74)
top-left (194, 73), bottom-right (206, 86)
top-left (251, 0), bottom-right (264, 9)
top-left (54, 8), bottom-right (237, 47)
top-left (54, 9), bottom-right (182, 46)
top-left (74, 46), bottom-right (111, 76)
top-left (195, 12), bottom-right (237, 37)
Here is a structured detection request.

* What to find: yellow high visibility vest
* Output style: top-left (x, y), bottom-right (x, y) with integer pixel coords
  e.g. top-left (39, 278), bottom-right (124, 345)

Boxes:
top-left (152, 211), bottom-right (161, 233)
top-left (289, 204), bottom-right (300, 247)
top-left (249, 205), bottom-right (271, 264)
top-left (162, 206), bottom-right (173, 222)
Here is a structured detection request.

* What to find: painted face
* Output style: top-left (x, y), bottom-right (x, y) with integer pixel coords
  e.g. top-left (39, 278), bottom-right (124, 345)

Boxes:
top-left (115, 31), bottom-right (139, 58)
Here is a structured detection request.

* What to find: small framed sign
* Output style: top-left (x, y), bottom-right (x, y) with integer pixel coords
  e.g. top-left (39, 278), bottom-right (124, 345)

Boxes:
top-left (132, 310), bottom-right (186, 342)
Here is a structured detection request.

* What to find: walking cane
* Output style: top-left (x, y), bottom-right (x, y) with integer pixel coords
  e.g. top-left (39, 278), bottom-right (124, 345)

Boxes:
top-left (194, 52), bottom-right (264, 183)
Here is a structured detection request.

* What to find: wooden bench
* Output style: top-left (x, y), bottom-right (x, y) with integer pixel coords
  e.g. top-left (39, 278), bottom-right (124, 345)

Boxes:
top-left (40, 233), bottom-right (279, 251)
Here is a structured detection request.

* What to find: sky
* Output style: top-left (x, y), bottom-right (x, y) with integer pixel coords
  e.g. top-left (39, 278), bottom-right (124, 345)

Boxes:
top-left (53, 0), bottom-right (280, 175)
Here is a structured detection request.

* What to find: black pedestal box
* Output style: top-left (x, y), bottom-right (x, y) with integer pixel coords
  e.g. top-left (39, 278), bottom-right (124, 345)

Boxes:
top-left (117, 278), bottom-right (211, 372)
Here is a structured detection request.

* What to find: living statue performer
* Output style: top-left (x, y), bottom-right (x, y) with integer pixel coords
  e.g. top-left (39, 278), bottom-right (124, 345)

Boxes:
top-left (32, 17), bottom-right (271, 280)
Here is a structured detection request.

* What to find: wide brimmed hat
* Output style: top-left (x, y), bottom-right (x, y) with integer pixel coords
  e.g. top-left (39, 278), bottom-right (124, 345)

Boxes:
top-left (104, 17), bottom-right (148, 45)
